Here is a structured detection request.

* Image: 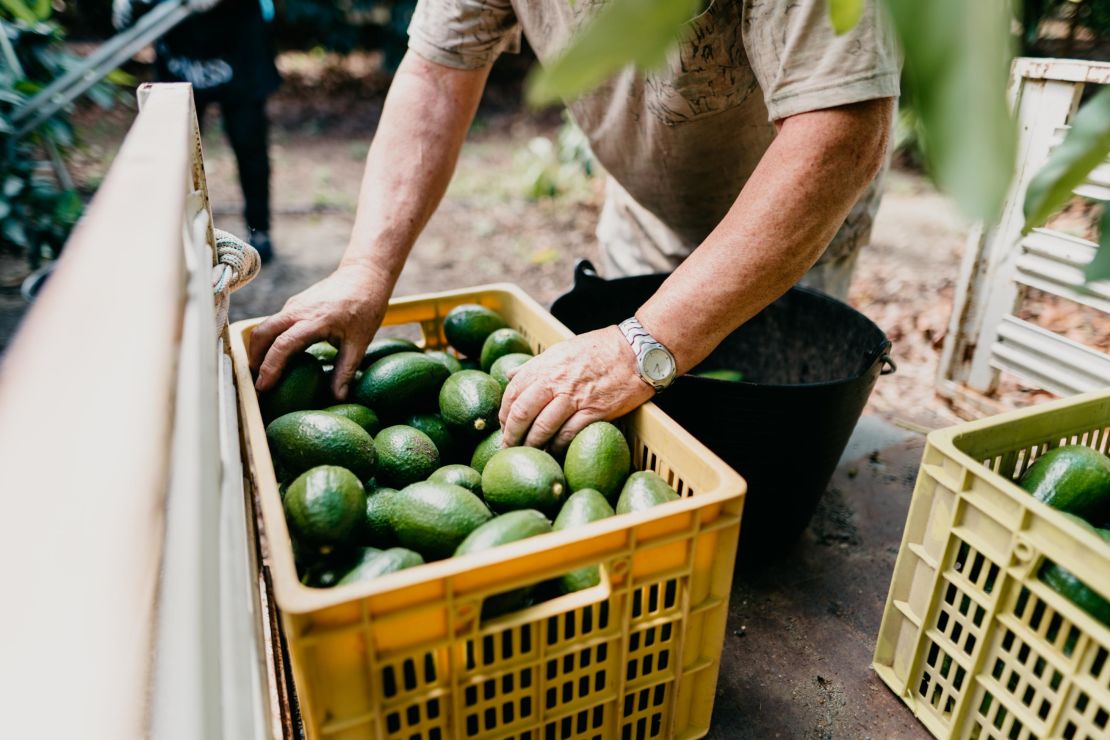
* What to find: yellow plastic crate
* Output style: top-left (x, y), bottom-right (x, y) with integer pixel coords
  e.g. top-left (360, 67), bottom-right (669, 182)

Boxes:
top-left (874, 389), bottom-right (1110, 739)
top-left (229, 284), bottom-right (745, 740)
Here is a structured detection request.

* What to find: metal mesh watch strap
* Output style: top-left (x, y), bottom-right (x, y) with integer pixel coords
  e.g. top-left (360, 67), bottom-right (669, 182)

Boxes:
top-left (618, 317), bottom-right (674, 391)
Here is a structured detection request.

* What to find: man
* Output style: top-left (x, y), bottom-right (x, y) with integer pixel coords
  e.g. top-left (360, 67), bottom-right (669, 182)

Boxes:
top-left (115, 0), bottom-right (281, 261)
top-left (251, 0), bottom-right (898, 451)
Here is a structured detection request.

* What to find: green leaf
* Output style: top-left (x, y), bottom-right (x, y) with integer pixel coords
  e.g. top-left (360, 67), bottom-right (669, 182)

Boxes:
top-left (53, 188), bottom-right (81, 225)
top-left (526, 0), bottom-right (701, 106)
top-left (1024, 87), bottom-right (1110, 235)
top-left (886, 0), bottom-right (1016, 222)
top-left (1083, 207), bottom-right (1110, 283)
top-left (0, 0), bottom-right (39, 23)
top-left (829, 0), bottom-right (864, 34)
top-left (30, 0), bottom-right (50, 21)
top-left (105, 68), bottom-right (138, 87)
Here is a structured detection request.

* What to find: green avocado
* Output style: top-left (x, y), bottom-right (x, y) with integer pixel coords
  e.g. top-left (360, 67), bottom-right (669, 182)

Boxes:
top-left (259, 353), bottom-right (326, 421)
top-left (429, 464), bottom-right (483, 495)
top-left (425, 349), bottom-right (464, 374)
top-left (359, 337), bottom-right (419, 370)
top-left (616, 471), bottom-right (679, 514)
top-left (388, 481), bottom-right (493, 560)
top-left (471, 429), bottom-right (505, 473)
top-left (439, 370), bottom-right (503, 435)
top-left (324, 403), bottom-right (381, 436)
top-left (374, 425), bottom-right (440, 488)
top-left (1018, 444), bottom-right (1110, 521)
top-left (482, 446), bottom-right (566, 516)
top-left (337, 547), bottom-right (424, 585)
top-left (443, 304), bottom-right (508, 358)
top-left (479, 328), bottom-right (532, 372)
top-left (552, 488), bottom-right (615, 593)
top-left (489, 352), bottom-right (532, 390)
top-left (266, 410), bottom-right (377, 481)
top-left (563, 421), bottom-right (631, 503)
top-left (284, 465), bottom-right (368, 550)
top-left (352, 351), bottom-right (451, 418)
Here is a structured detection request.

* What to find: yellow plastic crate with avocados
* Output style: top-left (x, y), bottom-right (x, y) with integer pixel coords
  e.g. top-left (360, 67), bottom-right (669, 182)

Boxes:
top-left (874, 389), bottom-right (1110, 739)
top-left (229, 283), bottom-right (746, 739)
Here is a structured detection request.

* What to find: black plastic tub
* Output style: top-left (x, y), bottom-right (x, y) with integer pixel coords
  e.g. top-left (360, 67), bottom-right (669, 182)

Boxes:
top-left (550, 260), bottom-right (894, 558)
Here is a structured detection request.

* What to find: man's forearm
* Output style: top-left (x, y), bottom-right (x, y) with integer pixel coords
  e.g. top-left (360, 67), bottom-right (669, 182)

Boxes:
top-left (636, 98), bottom-right (893, 374)
top-left (339, 52), bottom-right (490, 286)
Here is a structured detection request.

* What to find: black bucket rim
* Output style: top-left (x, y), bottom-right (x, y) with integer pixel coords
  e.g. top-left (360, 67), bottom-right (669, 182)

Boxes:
top-left (554, 259), bottom-right (895, 391)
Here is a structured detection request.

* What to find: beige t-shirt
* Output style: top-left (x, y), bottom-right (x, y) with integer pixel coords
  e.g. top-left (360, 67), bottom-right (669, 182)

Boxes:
top-left (408, 0), bottom-right (900, 279)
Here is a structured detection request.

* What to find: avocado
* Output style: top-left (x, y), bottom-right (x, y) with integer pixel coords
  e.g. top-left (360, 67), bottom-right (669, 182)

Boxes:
top-left (259, 353), bottom-right (326, 421)
top-left (471, 429), bottom-right (505, 473)
top-left (482, 446), bottom-right (566, 515)
top-left (616, 471), bottom-right (679, 514)
top-left (1018, 444), bottom-right (1110, 521)
top-left (439, 370), bottom-right (503, 434)
top-left (489, 353), bottom-right (532, 390)
top-left (455, 509), bottom-right (552, 556)
top-left (388, 481), bottom-right (493, 559)
top-left (337, 547), bottom-right (424, 585)
top-left (374, 425), bottom-right (440, 488)
top-left (299, 546), bottom-right (380, 588)
top-left (267, 410), bottom-right (377, 481)
top-left (479, 328), bottom-right (532, 372)
top-left (360, 337), bottom-right (419, 369)
top-left (352, 351), bottom-right (451, 417)
top-left (456, 509), bottom-right (551, 618)
top-left (425, 349), bottom-right (463, 374)
top-left (459, 358), bottom-right (481, 371)
top-left (552, 488), bottom-right (615, 593)
top-left (324, 403), bottom-right (381, 436)
top-left (404, 413), bottom-right (458, 462)
top-left (362, 486), bottom-right (399, 547)
top-left (284, 465), bottom-right (368, 549)
top-left (306, 341), bottom-right (339, 364)
top-left (1039, 560), bottom-right (1110, 626)
top-left (563, 421), bottom-right (631, 503)
top-left (443, 304), bottom-right (508, 358)
top-left (429, 464), bottom-right (483, 495)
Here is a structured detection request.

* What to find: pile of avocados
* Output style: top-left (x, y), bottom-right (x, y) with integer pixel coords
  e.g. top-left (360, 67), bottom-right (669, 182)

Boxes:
top-left (1018, 444), bottom-right (1110, 626)
top-left (259, 303), bottom-right (680, 612)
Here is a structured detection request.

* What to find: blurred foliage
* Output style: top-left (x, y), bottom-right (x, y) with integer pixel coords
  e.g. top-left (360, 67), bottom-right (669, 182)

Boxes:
top-left (886, 0), bottom-right (1016, 223)
top-left (525, 0), bottom-right (699, 107)
top-left (0, 0), bottom-right (126, 265)
top-left (274, 0), bottom-right (415, 67)
top-left (529, 0), bottom-right (1017, 223)
top-left (515, 113), bottom-right (595, 201)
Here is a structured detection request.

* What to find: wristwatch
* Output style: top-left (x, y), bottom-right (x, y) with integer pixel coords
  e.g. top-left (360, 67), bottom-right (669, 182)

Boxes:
top-left (618, 317), bottom-right (677, 392)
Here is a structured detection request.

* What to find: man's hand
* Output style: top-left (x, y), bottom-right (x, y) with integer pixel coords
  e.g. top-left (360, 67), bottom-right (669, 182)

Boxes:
top-left (499, 326), bottom-right (654, 453)
top-left (249, 264), bottom-right (388, 399)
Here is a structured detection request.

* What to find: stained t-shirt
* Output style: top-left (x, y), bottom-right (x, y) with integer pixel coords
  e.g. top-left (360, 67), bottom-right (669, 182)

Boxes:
top-left (407, 0), bottom-right (900, 278)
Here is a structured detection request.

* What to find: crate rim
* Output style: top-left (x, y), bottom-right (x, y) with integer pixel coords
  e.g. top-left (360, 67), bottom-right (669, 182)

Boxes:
top-left (925, 386), bottom-right (1110, 557)
top-left (229, 283), bottom-right (746, 616)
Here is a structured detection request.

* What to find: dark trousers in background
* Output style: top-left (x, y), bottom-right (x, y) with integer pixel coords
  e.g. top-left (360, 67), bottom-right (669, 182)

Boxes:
top-left (197, 95), bottom-right (271, 234)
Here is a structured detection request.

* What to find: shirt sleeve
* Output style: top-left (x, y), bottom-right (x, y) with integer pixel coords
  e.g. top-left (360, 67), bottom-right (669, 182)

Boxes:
top-left (743, 0), bottom-right (901, 121)
top-left (407, 0), bottom-right (522, 71)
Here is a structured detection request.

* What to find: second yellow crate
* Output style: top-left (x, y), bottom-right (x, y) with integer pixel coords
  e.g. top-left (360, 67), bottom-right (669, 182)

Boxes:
top-left (874, 389), bottom-right (1110, 739)
top-left (230, 284), bottom-right (745, 739)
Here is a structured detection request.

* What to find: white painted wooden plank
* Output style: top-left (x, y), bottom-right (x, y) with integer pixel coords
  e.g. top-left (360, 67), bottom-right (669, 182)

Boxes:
top-left (965, 78), bottom-right (1082, 391)
top-left (990, 316), bottom-right (1110, 396)
top-left (0, 84), bottom-right (189, 740)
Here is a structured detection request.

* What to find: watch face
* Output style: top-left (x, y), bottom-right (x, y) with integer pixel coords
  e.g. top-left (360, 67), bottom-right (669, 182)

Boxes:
top-left (643, 347), bottom-right (674, 382)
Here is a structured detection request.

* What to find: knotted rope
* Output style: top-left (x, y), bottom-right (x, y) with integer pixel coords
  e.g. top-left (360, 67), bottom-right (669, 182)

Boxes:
top-left (212, 228), bottom-right (261, 327)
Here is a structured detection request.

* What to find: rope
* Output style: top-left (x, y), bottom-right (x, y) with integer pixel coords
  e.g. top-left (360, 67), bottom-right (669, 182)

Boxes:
top-left (211, 228), bottom-right (261, 327)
